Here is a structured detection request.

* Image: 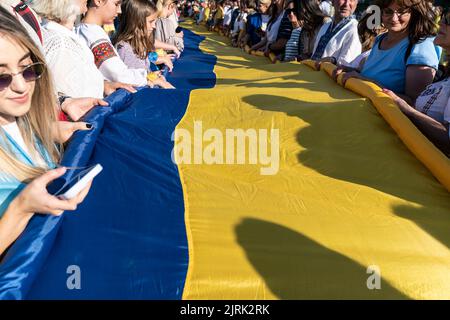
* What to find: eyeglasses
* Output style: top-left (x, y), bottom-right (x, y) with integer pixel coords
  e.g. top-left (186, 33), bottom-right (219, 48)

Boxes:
top-left (382, 7), bottom-right (411, 18)
top-left (0, 62), bottom-right (45, 91)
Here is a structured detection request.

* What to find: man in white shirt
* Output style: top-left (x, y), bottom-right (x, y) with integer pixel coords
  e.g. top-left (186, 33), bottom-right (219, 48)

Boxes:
top-left (311, 0), bottom-right (361, 68)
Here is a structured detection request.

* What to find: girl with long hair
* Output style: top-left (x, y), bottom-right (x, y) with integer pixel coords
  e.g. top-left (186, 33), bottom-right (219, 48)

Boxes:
top-left (0, 6), bottom-right (92, 256)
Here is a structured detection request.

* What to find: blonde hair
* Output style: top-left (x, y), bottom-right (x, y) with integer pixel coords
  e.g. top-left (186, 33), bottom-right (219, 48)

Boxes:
top-left (30, 0), bottom-right (81, 23)
top-left (0, 6), bottom-right (61, 182)
top-left (158, 0), bottom-right (173, 7)
top-left (259, 0), bottom-right (272, 6)
top-left (157, 0), bottom-right (175, 12)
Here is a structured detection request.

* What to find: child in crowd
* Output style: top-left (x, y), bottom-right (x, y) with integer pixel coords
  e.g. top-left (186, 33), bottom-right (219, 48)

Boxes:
top-left (113, 0), bottom-right (175, 88)
top-left (155, 0), bottom-right (185, 52)
top-left (240, 0), bottom-right (271, 48)
top-left (77, 0), bottom-right (173, 88)
top-left (77, 0), bottom-right (148, 86)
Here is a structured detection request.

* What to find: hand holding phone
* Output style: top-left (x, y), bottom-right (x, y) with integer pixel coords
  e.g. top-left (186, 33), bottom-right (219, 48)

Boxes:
top-left (58, 164), bottom-right (103, 200)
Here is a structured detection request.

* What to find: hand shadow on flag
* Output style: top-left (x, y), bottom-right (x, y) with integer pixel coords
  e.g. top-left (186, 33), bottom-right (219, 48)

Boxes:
top-left (216, 69), bottom-right (353, 101)
top-left (243, 93), bottom-right (450, 254)
top-left (236, 218), bottom-right (408, 299)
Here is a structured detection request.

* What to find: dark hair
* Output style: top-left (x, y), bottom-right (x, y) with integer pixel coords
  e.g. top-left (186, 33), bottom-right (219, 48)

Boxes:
top-left (269, 0), bottom-right (285, 25)
top-left (358, 10), bottom-right (386, 52)
top-left (246, 0), bottom-right (257, 10)
top-left (375, 0), bottom-right (438, 45)
top-left (112, 0), bottom-right (157, 59)
top-left (293, 0), bottom-right (327, 37)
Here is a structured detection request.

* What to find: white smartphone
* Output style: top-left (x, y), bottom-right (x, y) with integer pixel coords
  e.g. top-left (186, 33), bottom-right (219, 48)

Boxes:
top-left (59, 164), bottom-right (103, 200)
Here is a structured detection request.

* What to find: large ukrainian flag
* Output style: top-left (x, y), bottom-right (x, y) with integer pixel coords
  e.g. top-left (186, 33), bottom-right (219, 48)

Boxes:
top-left (0, 21), bottom-right (449, 300)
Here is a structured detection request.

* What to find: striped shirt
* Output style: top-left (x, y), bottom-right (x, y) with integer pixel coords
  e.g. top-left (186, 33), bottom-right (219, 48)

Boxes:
top-left (284, 27), bottom-right (302, 61)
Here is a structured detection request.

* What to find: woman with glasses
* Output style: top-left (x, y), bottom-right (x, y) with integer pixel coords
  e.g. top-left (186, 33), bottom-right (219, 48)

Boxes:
top-left (337, 0), bottom-right (441, 105)
top-left (383, 9), bottom-right (450, 156)
top-left (0, 7), bottom-right (92, 256)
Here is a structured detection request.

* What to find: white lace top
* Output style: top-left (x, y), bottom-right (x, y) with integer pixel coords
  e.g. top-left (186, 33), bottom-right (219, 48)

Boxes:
top-left (42, 20), bottom-right (105, 99)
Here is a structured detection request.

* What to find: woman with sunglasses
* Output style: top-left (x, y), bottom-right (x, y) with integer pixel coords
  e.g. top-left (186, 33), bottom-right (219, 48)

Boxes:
top-left (0, 7), bottom-right (92, 256)
top-left (336, 0), bottom-right (441, 105)
top-left (383, 9), bottom-right (450, 156)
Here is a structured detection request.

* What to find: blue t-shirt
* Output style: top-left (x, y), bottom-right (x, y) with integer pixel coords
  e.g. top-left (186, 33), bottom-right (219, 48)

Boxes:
top-left (361, 35), bottom-right (441, 93)
top-left (0, 132), bottom-right (54, 219)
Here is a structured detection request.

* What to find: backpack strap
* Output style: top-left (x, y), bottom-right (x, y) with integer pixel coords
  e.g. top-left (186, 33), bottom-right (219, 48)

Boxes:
top-left (13, 2), bottom-right (43, 44)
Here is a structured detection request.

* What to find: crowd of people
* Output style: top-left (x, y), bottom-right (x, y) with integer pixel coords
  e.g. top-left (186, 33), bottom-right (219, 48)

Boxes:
top-left (188, 0), bottom-right (450, 154)
top-left (0, 0), bottom-right (450, 257)
top-left (0, 0), bottom-right (184, 256)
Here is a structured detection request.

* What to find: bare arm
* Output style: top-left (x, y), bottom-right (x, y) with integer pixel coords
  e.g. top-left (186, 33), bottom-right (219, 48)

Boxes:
top-left (154, 39), bottom-right (181, 57)
top-left (404, 65), bottom-right (436, 104)
top-left (251, 37), bottom-right (267, 51)
top-left (0, 168), bottom-right (93, 256)
top-left (268, 38), bottom-right (288, 52)
top-left (384, 89), bottom-right (450, 156)
top-left (402, 105), bottom-right (450, 155)
top-left (0, 202), bottom-right (33, 255)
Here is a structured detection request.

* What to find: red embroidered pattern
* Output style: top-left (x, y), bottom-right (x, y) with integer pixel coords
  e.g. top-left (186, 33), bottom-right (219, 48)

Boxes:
top-left (92, 42), bottom-right (117, 68)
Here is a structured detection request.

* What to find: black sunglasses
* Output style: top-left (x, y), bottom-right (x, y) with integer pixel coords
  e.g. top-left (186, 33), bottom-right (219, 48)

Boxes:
top-left (0, 62), bottom-right (46, 91)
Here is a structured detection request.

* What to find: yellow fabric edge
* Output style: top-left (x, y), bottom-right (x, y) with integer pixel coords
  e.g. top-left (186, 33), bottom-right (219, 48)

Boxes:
top-left (301, 59), bottom-right (318, 70)
top-left (300, 59), bottom-right (450, 192)
top-left (347, 80), bottom-right (450, 192)
top-left (176, 72), bottom-right (200, 302)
